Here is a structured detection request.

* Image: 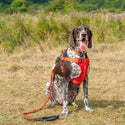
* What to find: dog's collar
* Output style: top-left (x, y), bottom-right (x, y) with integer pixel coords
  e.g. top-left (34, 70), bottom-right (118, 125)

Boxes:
top-left (70, 47), bottom-right (84, 57)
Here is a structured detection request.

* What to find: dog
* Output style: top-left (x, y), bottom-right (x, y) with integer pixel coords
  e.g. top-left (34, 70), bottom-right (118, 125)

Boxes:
top-left (46, 25), bottom-right (93, 116)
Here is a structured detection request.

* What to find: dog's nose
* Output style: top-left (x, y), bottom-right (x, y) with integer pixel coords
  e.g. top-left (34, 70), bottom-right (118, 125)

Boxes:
top-left (82, 33), bottom-right (86, 37)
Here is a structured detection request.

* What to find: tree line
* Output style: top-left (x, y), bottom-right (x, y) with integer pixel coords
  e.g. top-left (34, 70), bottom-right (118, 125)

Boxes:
top-left (0, 0), bottom-right (50, 4)
top-left (0, 0), bottom-right (125, 13)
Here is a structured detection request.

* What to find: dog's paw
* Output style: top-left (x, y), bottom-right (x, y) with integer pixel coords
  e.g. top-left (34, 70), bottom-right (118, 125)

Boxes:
top-left (61, 111), bottom-right (68, 117)
top-left (85, 106), bottom-right (93, 112)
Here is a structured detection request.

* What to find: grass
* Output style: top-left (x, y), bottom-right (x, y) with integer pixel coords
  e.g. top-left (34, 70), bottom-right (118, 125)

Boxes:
top-left (0, 11), bottom-right (125, 53)
top-left (0, 40), bottom-right (125, 125)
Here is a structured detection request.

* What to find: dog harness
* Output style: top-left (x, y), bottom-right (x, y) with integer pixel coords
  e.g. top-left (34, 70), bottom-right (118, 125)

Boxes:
top-left (60, 47), bottom-right (90, 85)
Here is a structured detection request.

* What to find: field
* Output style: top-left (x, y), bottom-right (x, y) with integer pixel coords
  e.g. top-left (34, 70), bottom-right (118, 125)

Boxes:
top-left (0, 39), bottom-right (125, 125)
top-left (0, 7), bottom-right (125, 125)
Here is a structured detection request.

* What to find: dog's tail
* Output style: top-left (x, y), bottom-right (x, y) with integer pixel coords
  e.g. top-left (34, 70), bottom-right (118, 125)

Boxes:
top-left (22, 70), bottom-right (59, 121)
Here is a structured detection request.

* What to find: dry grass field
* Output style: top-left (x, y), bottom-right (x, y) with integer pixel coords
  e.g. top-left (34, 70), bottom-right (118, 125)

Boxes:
top-left (0, 41), bottom-right (125, 125)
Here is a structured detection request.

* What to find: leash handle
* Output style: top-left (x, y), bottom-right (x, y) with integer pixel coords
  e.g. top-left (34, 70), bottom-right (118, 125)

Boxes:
top-left (22, 70), bottom-right (59, 121)
top-left (35, 115), bottom-right (59, 121)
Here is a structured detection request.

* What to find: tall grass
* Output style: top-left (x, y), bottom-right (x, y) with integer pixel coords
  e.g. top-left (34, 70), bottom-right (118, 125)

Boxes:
top-left (0, 11), bottom-right (125, 52)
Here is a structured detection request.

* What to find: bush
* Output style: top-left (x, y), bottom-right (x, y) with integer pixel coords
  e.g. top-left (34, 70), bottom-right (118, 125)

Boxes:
top-left (121, 1), bottom-right (125, 11)
top-left (46, 0), bottom-right (65, 12)
top-left (0, 3), bottom-right (10, 14)
top-left (10, 0), bottom-right (29, 12)
top-left (83, 0), bottom-right (104, 8)
top-left (0, 3), bottom-right (3, 9)
top-left (0, 11), bottom-right (125, 53)
top-left (81, 4), bottom-right (98, 12)
top-left (46, 0), bottom-right (77, 13)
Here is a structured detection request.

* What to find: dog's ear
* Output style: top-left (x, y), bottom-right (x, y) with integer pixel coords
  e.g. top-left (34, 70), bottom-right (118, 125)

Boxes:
top-left (88, 29), bottom-right (92, 48)
top-left (70, 28), bottom-right (76, 48)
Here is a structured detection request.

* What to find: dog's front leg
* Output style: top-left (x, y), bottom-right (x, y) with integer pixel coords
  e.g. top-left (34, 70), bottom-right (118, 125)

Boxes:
top-left (61, 78), bottom-right (69, 117)
top-left (83, 75), bottom-right (93, 112)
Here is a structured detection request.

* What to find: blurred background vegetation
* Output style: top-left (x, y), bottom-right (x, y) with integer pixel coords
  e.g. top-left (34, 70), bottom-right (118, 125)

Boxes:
top-left (0, 0), bottom-right (125, 53)
top-left (0, 0), bottom-right (125, 13)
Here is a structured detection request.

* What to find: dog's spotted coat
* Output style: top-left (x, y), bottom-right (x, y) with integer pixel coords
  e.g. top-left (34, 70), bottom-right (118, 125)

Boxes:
top-left (46, 25), bottom-right (93, 116)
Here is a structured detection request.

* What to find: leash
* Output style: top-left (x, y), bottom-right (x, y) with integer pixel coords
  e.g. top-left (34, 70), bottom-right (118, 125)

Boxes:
top-left (22, 47), bottom-right (88, 121)
top-left (22, 69), bottom-right (59, 121)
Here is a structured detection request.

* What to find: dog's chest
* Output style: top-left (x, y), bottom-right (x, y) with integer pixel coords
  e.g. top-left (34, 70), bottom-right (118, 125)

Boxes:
top-left (67, 48), bottom-right (84, 79)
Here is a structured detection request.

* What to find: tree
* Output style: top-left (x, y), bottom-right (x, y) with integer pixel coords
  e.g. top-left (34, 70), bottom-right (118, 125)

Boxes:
top-left (121, 1), bottom-right (125, 10)
top-left (83, 0), bottom-right (105, 8)
top-left (111, 0), bottom-right (122, 9)
top-left (0, 3), bottom-right (3, 9)
top-left (10, 0), bottom-right (29, 12)
top-left (26, 0), bottom-right (50, 3)
top-left (46, 0), bottom-right (77, 12)
top-left (0, 0), bottom-right (13, 4)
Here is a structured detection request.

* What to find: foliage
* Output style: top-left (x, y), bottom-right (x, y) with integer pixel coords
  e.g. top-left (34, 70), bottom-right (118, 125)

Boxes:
top-left (1, 0), bottom-right (125, 13)
top-left (10, 0), bottom-right (29, 12)
top-left (121, 1), bottom-right (125, 11)
top-left (27, 0), bottom-right (50, 3)
top-left (0, 14), bottom-right (31, 52)
top-left (0, 11), bottom-right (125, 53)
top-left (0, 3), bottom-right (3, 8)
top-left (80, 4), bottom-right (98, 12)
top-left (0, 0), bottom-right (13, 4)
top-left (82, 0), bottom-right (124, 10)
top-left (0, 0), bottom-right (50, 4)
top-left (83, 0), bottom-right (104, 8)
top-left (46, 0), bottom-right (78, 13)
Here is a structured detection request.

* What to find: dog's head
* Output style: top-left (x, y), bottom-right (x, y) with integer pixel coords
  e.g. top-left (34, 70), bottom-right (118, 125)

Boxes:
top-left (70, 25), bottom-right (92, 53)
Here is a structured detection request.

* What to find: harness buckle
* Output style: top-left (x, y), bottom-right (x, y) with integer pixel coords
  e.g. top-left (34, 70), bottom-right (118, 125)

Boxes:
top-left (78, 59), bottom-right (82, 63)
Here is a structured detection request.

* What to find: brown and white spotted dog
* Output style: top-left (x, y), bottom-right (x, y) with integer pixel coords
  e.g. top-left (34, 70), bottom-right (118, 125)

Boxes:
top-left (46, 25), bottom-right (93, 116)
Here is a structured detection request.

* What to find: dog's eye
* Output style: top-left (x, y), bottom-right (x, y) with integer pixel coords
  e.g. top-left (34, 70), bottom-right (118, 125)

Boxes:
top-left (85, 27), bottom-right (88, 31)
top-left (76, 28), bottom-right (81, 33)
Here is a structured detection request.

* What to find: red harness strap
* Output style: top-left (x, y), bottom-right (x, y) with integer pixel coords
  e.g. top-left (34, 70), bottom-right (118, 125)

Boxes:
top-left (61, 47), bottom-right (89, 85)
